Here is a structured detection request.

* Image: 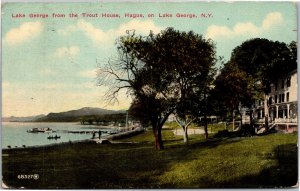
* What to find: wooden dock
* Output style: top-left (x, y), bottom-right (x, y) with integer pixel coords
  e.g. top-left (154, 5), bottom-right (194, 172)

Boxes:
top-left (55, 130), bottom-right (113, 134)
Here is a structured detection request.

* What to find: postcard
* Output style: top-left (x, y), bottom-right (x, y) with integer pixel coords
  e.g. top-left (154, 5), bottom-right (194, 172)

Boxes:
top-left (1, 1), bottom-right (298, 189)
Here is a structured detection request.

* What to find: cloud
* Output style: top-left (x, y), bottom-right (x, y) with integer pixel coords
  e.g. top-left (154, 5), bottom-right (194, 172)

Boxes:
top-left (58, 19), bottom-right (162, 45)
top-left (4, 21), bottom-right (43, 46)
top-left (3, 82), bottom-right (95, 92)
top-left (57, 25), bottom-right (77, 36)
top-left (2, 81), bottom-right (10, 89)
top-left (54, 46), bottom-right (80, 58)
top-left (39, 68), bottom-right (56, 76)
top-left (2, 81), bottom-right (131, 117)
top-left (77, 19), bottom-right (110, 44)
top-left (205, 12), bottom-right (284, 40)
top-left (79, 69), bottom-right (99, 78)
top-left (262, 12), bottom-right (284, 29)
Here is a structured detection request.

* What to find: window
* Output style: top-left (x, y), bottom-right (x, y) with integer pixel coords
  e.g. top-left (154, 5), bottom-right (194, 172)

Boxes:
top-left (287, 77), bottom-right (291, 87)
top-left (269, 97), bottom-right (272, 105)
top-left (275, 95), bottom-right (277, 103)
top-left (282, 93), bottom-right (285, 102)
top-left (275, 82), bottom-right (278, 91)
top-left (279, 94), bottom-right (282, 103)
top-left (281, 80), bottom-right (285, 89)
top-left (287, 92), bottom-right (289, 102)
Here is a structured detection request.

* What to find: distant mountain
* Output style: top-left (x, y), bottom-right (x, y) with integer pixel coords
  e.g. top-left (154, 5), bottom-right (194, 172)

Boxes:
top-left (2, 114), bottom-right (46, 122)
top-left (36, 107), bottom-right (126, 122)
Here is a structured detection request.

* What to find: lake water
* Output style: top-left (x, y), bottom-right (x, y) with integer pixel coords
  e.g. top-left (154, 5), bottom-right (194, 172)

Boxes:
top-left (2, 122), bottom-right (117, 149)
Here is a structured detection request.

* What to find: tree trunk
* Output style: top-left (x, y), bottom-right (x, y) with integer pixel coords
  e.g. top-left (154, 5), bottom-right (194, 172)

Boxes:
top-left (151, 112), bottom-right (172, 150)
top-left (239, 111), bottom-right (243, 127)
top-left (264, 94), bottom-right (269, 131)
top-left (232, 110), bottom-right (235, 131)
top-left (249, 110), bottom-right (253, 128)
top-left (183, 126), bottom-right (188, 143)
top-left (175, 116), bottom-right (194, 144)
top-left (153, 125), bottom-right (164, 150)
top-left (249, 110), bottom-right (255, 135)
top-left (204, 114), bottom-right (208, 139)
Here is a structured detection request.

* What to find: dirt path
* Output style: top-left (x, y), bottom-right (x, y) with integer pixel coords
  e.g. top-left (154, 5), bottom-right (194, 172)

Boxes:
top-left (173, 128), bottom-right (211, 136)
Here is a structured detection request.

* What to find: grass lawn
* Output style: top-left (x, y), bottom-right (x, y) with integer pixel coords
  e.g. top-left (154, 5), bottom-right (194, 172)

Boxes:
top-left (164, 121), bottom-right (229, 133)
top-left (2, 128), bottom-right (298, 189)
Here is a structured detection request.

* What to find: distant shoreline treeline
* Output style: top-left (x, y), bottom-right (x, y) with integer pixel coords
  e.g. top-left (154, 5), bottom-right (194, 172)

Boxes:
top-left (3, 107), bottom-right (128, 123)
top-left (38, 113), bottom-right (128, 123)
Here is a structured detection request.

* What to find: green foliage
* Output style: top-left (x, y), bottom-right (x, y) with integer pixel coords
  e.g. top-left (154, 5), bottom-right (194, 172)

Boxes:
top-left (211, 61), bottom-right (255, 118)
top-left (164, 121), bottom-right (181, 129)
top-left (231, 38), bottom-right (296, 93)
top-left (101, 28), bottom-right (217, 149)
top-left (212, 38), bottom-right (297, 122)
top-left (288, 41), bottom-right (297, 67)
top-left (125, 28), bottom-right (217, 124)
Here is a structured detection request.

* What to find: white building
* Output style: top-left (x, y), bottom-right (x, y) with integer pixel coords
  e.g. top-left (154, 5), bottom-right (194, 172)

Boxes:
top-left (253, 70), bottom-right (297, 128)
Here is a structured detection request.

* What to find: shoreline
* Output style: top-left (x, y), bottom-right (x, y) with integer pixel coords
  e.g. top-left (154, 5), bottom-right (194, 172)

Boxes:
top-left (2, 127), bottom-right (145, 151)
top-left (2, 138), bottom-right (95, 151)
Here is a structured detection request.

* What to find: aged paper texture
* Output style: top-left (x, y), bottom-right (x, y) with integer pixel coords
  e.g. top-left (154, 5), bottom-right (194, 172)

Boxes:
top-left (1, 1), bottom-right (298, 189)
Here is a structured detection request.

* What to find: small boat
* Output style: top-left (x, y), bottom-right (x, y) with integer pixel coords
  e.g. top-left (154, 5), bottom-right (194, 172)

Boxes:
top-left (27, 127), bottom-right (52, 133)
top-left (47, 135), bottom-right (61, 139)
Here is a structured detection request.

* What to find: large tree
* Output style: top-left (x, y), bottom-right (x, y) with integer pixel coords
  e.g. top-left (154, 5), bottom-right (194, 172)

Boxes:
top-left (129, 28), bottom-right (216, 144)
top-left (98, 30), bottom-right (176, 150)
top-left (98, 28), bottom-right (216, 149)
top-left (168, 31), bottom-right (216, 143)
top-left (212, 62), bottom-right (254, 130)
top-left (230, 38), bottom-right (296, 129)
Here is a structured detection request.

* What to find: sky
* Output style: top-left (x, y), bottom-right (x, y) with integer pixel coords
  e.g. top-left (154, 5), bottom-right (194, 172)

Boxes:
top-left (2, 2), bottom-right (297, 117)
